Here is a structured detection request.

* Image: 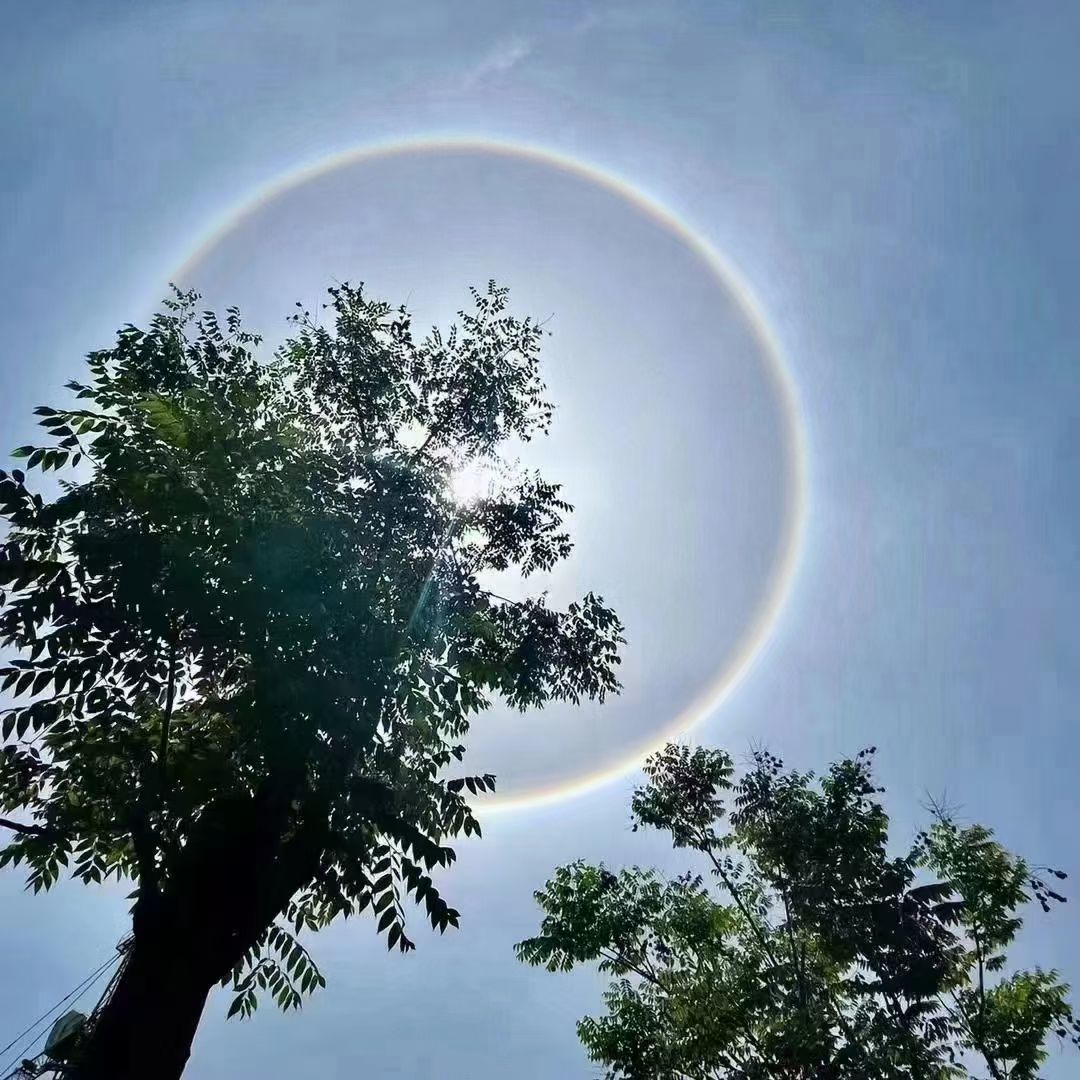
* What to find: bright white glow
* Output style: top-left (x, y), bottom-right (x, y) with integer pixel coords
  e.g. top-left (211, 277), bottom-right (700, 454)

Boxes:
top-left (449, 459), bottom-right (493, 506)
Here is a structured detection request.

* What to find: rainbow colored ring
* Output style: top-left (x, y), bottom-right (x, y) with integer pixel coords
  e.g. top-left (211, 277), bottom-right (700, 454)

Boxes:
top-left (174, 136), bottom-right (808, 814)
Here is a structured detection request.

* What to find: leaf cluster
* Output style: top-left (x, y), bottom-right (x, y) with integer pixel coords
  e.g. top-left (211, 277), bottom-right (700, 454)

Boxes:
top-left (1, 281), bottom-right (624, 1016)
top-left (519, 743), bottom-right (1078, 1079)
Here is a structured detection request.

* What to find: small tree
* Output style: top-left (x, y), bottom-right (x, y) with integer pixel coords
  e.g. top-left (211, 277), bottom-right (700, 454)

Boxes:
top-left (0, 281), bottom-right (624, 1079)
top-left (518, 743), bottom-right (1078, 1079)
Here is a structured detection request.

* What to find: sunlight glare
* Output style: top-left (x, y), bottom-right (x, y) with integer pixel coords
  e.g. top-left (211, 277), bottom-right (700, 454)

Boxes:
top-left (449, 459), bottom-right (493, 506)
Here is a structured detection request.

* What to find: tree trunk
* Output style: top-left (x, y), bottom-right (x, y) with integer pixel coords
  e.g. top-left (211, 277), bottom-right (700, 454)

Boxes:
top-left (70, 932), bottom-right (214, 1080)
top-left (70, 786), bottom-right (328, 1080)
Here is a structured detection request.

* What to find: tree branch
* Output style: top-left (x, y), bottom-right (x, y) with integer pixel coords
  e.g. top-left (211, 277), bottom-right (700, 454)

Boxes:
top-left (699, 838), bottom-right (781, 970)
top-left (0, 816), bottom-right (53, 837)
top-left (780, 883), bottom-right (808, 1010)
top-left (414, 373), bottom-right (480, 460)
top-left (970, 926), bottom-right (1005, 1080)
top-left (412, 332), bottom-right (522, 463)
top-left (599, 947), bottom-right (662, 988)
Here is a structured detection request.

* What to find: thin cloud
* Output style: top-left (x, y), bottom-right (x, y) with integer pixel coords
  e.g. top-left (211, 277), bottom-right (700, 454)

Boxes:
top-left (459, 36), bottom-right (533, 87)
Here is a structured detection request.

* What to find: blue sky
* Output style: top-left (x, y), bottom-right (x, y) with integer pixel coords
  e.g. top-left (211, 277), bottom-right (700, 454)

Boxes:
top-left (2, 2), bottom-right (1079, 1076)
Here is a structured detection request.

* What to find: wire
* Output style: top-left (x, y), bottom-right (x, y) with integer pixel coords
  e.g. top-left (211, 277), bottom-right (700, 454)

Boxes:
top-left (0, 954), bottom-right (117, 1078)
top-left (0, 955), bottom-right (116, 1056)
top-left (0, 951), bottom-right (120, 1076)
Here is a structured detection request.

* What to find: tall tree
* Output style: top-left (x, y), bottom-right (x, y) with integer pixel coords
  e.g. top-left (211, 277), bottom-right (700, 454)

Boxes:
top-left (0, 281), bottom-right (623, 1079)
top-left (518, 743), bottom-right (1078, 1079)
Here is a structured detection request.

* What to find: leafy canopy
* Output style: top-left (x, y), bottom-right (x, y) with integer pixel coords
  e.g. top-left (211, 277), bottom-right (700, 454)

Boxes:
top-left (518, 744), bottom-right (1077, 1079)
top-left (0, 280), bottom-right (623, 1017)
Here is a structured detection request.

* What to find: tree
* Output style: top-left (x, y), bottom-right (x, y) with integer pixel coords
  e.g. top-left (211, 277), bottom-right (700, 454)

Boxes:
top-left (0, 281), bottom-right (624, 1079)
top-left (518, 743), bottom-right (1078, 1079)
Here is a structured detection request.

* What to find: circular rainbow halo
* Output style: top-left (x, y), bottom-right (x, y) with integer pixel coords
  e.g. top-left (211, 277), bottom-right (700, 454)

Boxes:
top-left (171, 135), bottom-right (809, 814)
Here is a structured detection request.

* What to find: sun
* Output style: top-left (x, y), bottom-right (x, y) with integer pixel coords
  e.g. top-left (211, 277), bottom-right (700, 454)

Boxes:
top-left (449, 458), bottom-right (494, 506)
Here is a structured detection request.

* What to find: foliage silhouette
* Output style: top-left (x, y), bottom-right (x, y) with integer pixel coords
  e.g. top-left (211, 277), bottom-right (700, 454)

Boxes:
top-left (518, 743), bottom-right (1077, 1079)
top-left (0, 281), bottom-right (623, 1079)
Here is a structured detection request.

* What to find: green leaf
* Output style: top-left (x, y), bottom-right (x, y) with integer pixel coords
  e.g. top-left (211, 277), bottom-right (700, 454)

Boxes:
top-left (136, 395), bottom-right (189, 448)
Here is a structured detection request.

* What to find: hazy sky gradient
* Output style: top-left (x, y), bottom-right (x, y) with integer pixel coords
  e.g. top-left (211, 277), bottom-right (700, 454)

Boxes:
top-left (2, 3), bottom-right (1079, 1076)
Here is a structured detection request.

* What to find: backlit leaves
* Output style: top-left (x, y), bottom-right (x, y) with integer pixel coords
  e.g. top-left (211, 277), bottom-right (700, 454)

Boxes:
top-left (1, 281), bottom-right (622, 1022)
top-left (519, 743), bottom-right (1078, 1080)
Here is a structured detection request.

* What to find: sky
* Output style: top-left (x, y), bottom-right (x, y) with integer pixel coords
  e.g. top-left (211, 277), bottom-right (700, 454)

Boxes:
top-left (2, 2), bottom-right (1079, 1076)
